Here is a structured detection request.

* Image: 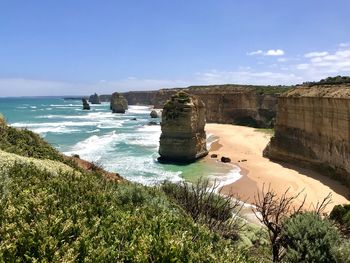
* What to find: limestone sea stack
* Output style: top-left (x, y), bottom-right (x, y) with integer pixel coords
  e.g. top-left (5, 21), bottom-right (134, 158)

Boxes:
top-left (82, 98), bottom-right (90, 110)
top-left (89, 93), bottom-right (101, 104)
top-left (158, 92), bottom-right (208, 163)
top-left (110, 92), bottom-right (128, 113)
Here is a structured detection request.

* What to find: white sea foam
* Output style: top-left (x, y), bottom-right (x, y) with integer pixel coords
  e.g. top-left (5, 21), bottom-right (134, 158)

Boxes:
top-left (64, 131), bottom-right (119, 161)
top-left (127, 105), bottom-right (152, 114)
top-left (12, 121), bottom-right (101, 128)
top-left (210, 164), bottom-right (242, 192)
top-left (32, 126), bottom-right (79, 135)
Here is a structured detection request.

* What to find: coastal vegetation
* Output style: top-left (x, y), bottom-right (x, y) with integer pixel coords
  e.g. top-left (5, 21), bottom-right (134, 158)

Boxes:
top-left (303, 75), bottom-right (350, 86)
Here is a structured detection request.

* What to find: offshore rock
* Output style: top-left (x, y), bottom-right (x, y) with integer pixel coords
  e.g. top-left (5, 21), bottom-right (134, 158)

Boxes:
top-left (158, 92), bottom-right (208, 163)
top-left (150, 110), bottom-right (159, 118)
top-left (82, 98), bottom-right (90, 110)
top-left (264, 84), bottom-right (350, 187)
top-left (89, 93), bottom-right (101, 104)
top-left (110, 92), bottom-right (128, 113)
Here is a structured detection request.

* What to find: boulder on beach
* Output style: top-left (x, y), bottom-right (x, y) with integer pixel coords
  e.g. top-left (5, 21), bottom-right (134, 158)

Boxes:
top-left (150, 110), bottom-right (159, 118)
top-left (82, 98), bottom-right (90, 110)
top-left (158, 91), bottom-right (208, 163)
top-left (110, 92), bottom-right (128, 113)
top-left (89, 93), bottom-right (101, 104)
top-left (211, 154), bottom-right (218, 158)
top-left (221, 156), bottom-right (231, 163)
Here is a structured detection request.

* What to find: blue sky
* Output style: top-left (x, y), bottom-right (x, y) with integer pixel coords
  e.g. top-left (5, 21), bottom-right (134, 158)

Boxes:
top-left (0, 0), bottom-right (350, 96)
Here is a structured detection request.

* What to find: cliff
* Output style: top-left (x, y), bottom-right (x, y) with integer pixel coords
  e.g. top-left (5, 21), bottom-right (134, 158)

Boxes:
top-left (118, 85), bottom-right (286, 128)
top-left (158, 92), bottom-right (208, 163)
top-left (264, 84), bottom-right (350, 186)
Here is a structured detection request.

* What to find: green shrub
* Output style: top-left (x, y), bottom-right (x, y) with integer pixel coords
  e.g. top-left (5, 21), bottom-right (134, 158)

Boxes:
top-left (0, 125), bottom-right (64, 161)
top-left (332, 240), bottom-right (350, 263)
top-left (161, 179), bottom-right (243, 240)
top-left (330, 204), bottom-right (350, 227)
top-left (0, 163), bottom-right (251, 262)
top-left (281, 212), bottom-right (341, 263)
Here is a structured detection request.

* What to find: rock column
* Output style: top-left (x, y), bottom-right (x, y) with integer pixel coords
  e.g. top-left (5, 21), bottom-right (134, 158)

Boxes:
top-left (158, 92), bottom-right (208, 163)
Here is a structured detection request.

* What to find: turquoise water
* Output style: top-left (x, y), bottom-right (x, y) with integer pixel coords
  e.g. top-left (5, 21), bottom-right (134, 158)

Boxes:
top-left (0, 97), bottom-right (241, 185)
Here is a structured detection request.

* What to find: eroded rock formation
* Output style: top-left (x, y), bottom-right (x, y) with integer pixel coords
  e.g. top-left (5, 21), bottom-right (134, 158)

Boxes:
top-left (150, 110), bottom-right (159, 118)
top-left (110, 92), bottom-right (128, 113)
top-left (82, 98), bottom-right (90, 110)
top-left (158, 92), bottom-right (208, 163)
top-left (89, 93), bottom-right (101, 104)
top-left (118, 85), bottom-right (286, 128)
top-left (264, 84), bottom-right (350, 186)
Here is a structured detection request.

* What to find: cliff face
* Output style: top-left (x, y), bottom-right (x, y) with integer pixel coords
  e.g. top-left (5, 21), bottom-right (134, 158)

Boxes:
top-left (264, 84), bottom-right (350, 186)
top-left (158, 92), bottom-right (208, 163)
top-left (121, 85), bottom-right (282, 128)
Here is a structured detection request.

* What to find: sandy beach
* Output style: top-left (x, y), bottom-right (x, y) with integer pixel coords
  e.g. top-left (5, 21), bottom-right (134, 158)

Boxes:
top-left (205, 124), bottom-right (349, 213)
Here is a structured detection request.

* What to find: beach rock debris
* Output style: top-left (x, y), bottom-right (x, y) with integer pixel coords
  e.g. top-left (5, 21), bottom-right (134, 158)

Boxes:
top-left (221, 156), bottom-right (231, 163)
top-left (211, 154), bottom-right (218, 158)
top-left (158, 91), bottom-right (208, 163)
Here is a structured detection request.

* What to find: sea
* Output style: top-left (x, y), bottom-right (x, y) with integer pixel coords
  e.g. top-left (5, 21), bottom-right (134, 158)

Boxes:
top-left (0, 97), bottom-right (241, 187)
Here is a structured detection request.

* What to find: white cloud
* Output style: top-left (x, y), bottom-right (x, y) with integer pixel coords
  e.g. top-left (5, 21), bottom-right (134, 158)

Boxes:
top-left (247, 49), bottom-right (284, 56)
top-left (265, 49), bottom-right (285, 56)
top-left (304, 51), bottom-right (328, 58)
top-left (247, 50), bottom-right (263, 56)
top-left (339, 43), bottom-right (350, 48)
top-left (298, 46), bottom-right (350, 74)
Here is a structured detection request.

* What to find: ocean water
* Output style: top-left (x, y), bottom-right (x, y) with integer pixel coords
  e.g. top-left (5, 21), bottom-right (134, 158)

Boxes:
top-left (0, 97), bottom-right (241, 186)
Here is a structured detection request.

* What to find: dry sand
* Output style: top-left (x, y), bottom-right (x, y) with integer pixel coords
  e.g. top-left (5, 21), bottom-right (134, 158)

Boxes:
top-left (205, 124), bottom-right (349, 213)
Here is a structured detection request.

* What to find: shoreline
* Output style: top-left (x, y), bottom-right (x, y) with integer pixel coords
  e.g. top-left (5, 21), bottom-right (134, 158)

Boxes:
top-left (205, 124), bottom-right (349, 213)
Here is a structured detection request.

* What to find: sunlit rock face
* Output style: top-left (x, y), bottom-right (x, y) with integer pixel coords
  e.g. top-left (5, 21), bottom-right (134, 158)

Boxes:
top-left (158, 92), bottom-right (208, 163)
top-left (110, 92), bottom-right (128, 113)
top-left (264, 84), bottom-right (350, 186)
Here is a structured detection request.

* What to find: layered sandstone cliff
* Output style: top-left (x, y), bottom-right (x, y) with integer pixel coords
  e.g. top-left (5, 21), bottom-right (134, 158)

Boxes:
top-left (158, 92), bottom-right (208, 163)
top-left (264, 84), bottom-right (350, 186)
top-left (110, 92), bottom-right (128, 113)
top-left (119, 85), bottom-right (284, 128)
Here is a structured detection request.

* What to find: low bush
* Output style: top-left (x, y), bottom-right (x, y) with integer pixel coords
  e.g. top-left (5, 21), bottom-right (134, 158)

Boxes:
top-left (161, 178), bottom-right (243, 240)
top-left (0, 125), bottom-right (64, 161)
top-left (0, 163), bottom-right (251, 262)
top-left (330, 204), bottom-right (350, 236)
top-left (281, 212), bottom-right (341, 263)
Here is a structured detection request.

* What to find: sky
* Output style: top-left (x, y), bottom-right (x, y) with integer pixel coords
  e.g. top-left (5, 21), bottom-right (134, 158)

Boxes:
top-left (0, 0), bottom-right (350, 96)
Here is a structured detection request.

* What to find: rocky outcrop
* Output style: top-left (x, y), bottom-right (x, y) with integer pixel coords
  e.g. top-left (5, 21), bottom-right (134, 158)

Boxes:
top-left (89, 93), bottom-right (101, 104)
top-left (82, 98), bottom-right (90, 110)
top-left (150, 110), bottom-right (159, 118)
top-left (158, 92), bottom-right (208, 163)
top-left (119, 85), bottom-right (286, 128)
top-left (110, 92), bottom-right (128, 113)
top-left (264, 84), bottom-right (350, 186)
